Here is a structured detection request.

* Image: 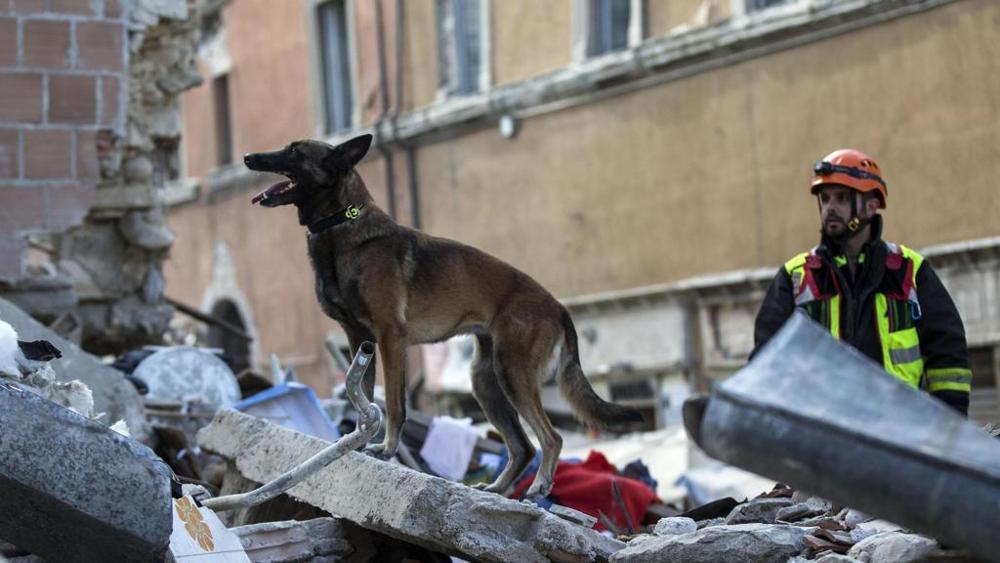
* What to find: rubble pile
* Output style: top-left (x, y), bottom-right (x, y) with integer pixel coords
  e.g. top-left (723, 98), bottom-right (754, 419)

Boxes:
top-left (0, 297), bottom-right (150, 440)
top-left (612, 486), bottom-right (986, 563)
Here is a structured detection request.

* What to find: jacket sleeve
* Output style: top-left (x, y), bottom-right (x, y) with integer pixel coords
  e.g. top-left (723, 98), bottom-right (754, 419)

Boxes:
top-left (915, 260), bottom-right (972, 417)
top-left (751, 267), bottom-right (796, 361)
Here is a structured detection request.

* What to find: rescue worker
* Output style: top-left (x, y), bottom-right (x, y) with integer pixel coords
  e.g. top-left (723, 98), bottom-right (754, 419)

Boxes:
top-left (752, 149), bottom-right (972, 416)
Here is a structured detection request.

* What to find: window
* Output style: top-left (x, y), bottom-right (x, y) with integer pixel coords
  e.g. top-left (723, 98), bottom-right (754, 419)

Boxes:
top-left (213, 74), bottom-right (232, 167)
top-left (318, 0), bottom-right (354, 133)
top-left (747, 0), bottom-right (794, 11)
top-left (436, 0), bottom-right (486, 96)
top-left (574, 0), bottom-right (641, 61)
top-left (587, 0), bottom-right (631, 56)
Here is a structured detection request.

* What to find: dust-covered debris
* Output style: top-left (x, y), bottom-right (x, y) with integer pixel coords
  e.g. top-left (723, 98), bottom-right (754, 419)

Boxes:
top-left (198, 409), bottom-right (625, 563)
top-left (611, 523), bottom-right (808, 563)
top-left (0, 297), bottom-right (150, 440)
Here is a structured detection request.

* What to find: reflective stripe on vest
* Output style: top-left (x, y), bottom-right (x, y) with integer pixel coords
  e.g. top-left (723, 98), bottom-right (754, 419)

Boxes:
top-left (784, 244), bottom-right (924, 388)
top-left (926, 367), bottom-right (973, 394)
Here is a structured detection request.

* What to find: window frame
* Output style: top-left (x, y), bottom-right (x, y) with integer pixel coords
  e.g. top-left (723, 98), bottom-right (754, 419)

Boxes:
top-left (435, 0), bottom-right (492, 99)
top-left (731, 0), bottom-right (815, 19)
top-left (309, 0), bottom-right (360, 136)
top-left (573, 0), bottom-right (644, 63)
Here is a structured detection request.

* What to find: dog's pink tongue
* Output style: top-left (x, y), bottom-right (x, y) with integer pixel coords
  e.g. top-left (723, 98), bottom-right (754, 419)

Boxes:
top-left (251, 180), bottom-right (289, 205)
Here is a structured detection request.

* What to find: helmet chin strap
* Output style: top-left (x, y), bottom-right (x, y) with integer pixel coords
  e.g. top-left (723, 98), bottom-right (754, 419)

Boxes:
top-left (819, 191), bottom-right (871, 247)
top-left (846, 191), bottom-right (872, 232)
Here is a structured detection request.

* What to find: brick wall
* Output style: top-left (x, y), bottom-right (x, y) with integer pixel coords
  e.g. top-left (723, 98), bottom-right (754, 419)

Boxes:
top-left (0, 0), bottom-right (126, 281)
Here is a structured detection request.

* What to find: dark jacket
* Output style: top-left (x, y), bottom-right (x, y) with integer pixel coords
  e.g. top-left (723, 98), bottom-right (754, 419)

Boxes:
top-left (752, 216), bottom-right (972, 415)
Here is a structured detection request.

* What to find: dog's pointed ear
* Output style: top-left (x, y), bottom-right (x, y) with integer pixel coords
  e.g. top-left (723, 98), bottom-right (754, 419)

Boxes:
top-left (329, 134), bottom-right (372, 171)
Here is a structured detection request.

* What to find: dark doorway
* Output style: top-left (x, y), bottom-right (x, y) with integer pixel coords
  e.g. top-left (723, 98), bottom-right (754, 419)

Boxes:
top-left (207, 299), bottom-right (251, 374)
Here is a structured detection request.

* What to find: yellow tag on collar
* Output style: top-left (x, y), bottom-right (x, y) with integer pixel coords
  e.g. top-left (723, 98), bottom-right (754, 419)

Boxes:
top-left (345, 205), bottom-right (361, 220)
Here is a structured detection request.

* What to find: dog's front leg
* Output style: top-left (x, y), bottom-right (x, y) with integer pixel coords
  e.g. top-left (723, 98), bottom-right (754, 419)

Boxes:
top-left (365, 334), bottom-right (406, 460)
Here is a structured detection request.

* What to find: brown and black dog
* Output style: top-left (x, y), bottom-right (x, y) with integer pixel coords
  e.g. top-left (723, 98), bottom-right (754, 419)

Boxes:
top-left (245, 134), bottom-right (642, 499)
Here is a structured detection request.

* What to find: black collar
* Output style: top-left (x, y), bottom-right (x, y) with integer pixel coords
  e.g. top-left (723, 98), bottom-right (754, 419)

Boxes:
top-left (307, 204), bottom-right (364, 234)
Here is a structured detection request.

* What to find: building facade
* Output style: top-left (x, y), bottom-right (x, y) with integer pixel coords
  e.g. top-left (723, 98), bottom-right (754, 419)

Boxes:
top-left (166, 0), bottom-right (1000, 425)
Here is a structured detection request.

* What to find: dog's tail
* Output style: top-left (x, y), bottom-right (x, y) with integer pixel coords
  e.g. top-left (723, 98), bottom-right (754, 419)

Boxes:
top-left (558, 309), bottom-right (645, 430)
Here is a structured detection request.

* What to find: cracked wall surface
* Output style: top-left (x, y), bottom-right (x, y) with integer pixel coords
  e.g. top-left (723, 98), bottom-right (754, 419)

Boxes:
top-left (1, 0), bottom-right (218, 355)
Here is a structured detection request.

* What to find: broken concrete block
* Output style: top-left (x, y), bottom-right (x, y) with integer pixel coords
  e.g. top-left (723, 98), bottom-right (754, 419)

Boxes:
top-left (846, 532), bottom-right (938, 563)
top-left (549, 504), bottom-right (598, 528)
top-left (653, 517), bottom-right (697, 536)
top-left (0, 382), bottom-right (172, 562)
top-left (610, 524), bottom-right (808, 563)
top-left (0, 297), bottom-right (150, 441)
top-left (229, 518), bottom-right (355, 562)
top-left (696, 517), bottom-right (726, 529)
top-left (198, 410), bottom-right (624, 563)
top-left (725, 498), bottom-right (794, 524)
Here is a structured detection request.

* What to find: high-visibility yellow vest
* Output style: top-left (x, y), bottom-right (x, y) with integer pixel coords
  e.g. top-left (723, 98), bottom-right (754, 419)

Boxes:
top-left (784, 243), bottom-right (928, 389)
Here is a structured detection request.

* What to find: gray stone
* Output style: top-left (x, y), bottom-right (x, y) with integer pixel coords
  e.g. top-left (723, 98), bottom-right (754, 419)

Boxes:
top-left (123, 156), bottom-right (154, 182)
top-left (726, 498), bottom-right (795, 524)
top-left (0, 297), bottom-right (150, 441)
top-left (849, 519), bottom-right (907, 543)
top-left (653, 517), bottom-right (697, 536)
top-left (125, 214), bottom-right (175, 251)
top-left (230, 518), bottom-right (355, 562)
top-left (842, 508), bottom-right (874, 529)
top-left (815, 555), bottom-right (864, 563)
top-left (119, 209), bottom-right (175, 251)
top-left (847, 532), bottom-right (938, 563)
top-left (198, 410), bottom-right (624, 563)
top-left (0, 382), bottom-right (173, 562)
top-left (549, 504), bottom-right (598, 528)
top-left (697, 517), bottom-right (726, 529)
top-left (778, 496), bottom-right (832, 522)
top-left (611, 523), bottom-right (808, 563)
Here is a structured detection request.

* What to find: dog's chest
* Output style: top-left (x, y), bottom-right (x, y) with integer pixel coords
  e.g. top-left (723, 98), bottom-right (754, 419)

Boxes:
top-left (309, 246), bottom-right (368, 325)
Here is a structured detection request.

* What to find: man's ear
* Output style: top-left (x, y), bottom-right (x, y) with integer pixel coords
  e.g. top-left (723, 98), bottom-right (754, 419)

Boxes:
top-left (865, 194), bottom-right (881, 216)
top-left (329, 134), bottom-right (372, 171)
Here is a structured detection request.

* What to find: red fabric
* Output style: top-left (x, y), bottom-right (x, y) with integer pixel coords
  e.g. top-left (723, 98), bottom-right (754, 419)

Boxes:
top-left (510, 450), bottom-right (659, 532)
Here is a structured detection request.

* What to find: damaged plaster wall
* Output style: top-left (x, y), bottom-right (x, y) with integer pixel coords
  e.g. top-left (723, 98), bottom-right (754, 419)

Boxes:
top-left (1, 0), bottom-right (216, 355)
top-left (51, 0), bottom-right (221, 354)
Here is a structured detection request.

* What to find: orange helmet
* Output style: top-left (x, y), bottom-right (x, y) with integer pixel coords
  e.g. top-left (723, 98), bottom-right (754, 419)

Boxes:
top-left (810, 149), bottom-right (887, 209)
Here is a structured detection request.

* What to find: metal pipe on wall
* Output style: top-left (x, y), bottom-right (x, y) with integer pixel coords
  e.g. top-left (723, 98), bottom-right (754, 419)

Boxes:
top-left (372, 0), bottom-right (397, 219)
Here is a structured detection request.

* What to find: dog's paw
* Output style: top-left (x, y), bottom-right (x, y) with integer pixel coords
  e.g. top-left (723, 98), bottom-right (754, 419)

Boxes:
top-left (524, 481), bottom-right (552, 502)
top-left (363, 442), bottom-right (393, 460)
top-left (472, 482), bottom-right (506, 494)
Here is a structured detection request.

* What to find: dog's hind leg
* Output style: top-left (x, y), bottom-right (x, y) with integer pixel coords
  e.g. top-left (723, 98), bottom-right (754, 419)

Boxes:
top-left (493, 321), bottom-right (564, 501)
top-left (469, 334), bottom-right (533, 494)
top-left (365, 332), bottom-right (406, 460)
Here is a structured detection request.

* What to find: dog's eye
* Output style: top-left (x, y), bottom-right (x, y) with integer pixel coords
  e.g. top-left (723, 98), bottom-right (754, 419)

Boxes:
top-left (289, 145), bottom-right (297, 153)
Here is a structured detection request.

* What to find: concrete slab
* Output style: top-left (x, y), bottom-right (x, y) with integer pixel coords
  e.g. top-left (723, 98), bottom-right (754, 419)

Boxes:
top-left (0, 296), bottom-right (151, 442)
top-left (198, 410), bottom-right (625, 563)
top-left (0, 381), bottom-right (173, 562)
top-left (230, 518), bottom-right (355, 562)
